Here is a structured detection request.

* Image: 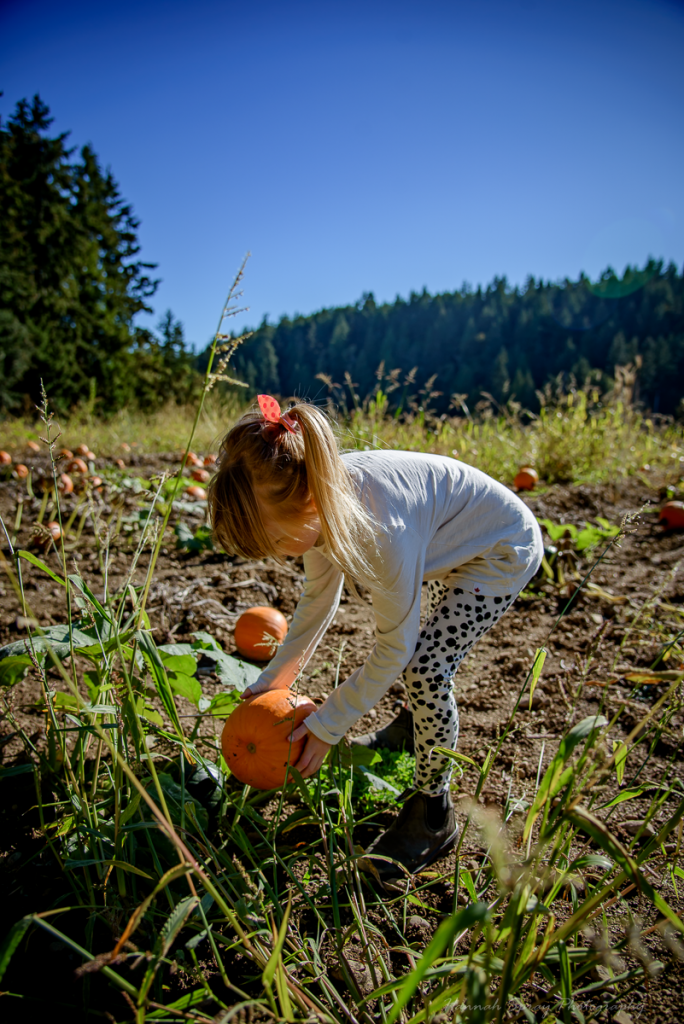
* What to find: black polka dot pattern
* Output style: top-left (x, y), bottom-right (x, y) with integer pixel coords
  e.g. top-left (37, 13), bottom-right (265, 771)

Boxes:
top-left (403, 583), bottom-right (515, 795)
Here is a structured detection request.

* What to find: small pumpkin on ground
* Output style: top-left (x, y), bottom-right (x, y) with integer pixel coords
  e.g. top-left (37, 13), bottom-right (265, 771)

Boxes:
top-left (659, 501), bottom-right (684, 530)
top-left (13, 464), bottom-right (29, 479)
top-left (221, 690), bottom-right (316, 789)
top-left (185, 485), bottom-right (208, 501)
top-left (0, 451), bottom-right (11, 466)
top-left (234, 606), bottom-right (288, 660)
top-left (191, 467), bottom-right (211, 483)
top-left (514, 466), bottom-right (538, 491)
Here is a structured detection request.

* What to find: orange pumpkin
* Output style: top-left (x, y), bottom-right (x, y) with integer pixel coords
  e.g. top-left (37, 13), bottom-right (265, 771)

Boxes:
top-left (183, 450), bottom-right (201, 466)
top-left (46, 521), bottom-right (61, 542)
top-left (221, 690), bottom-right (316, 789)
top-left (75, 443), bottom-right (90, 456)
top-left (26, 440), bottom-right (40, 453)
top-left (186, 485), bottom-right (208, 500)
top-left (58, 473), bottom-right (74, 494)
top-left (0, 451), bottom-right (11, 466)
top-left (13, 463), bottom-right (29, 479)
top-left (203, 454), bottom-right (217, 466)
top-left (659, 501), bottom-right (684, 530)
top-left (514, 466), bottom-right (539, 491)
top-left (65, 457), bottom-right (88, 475)
top-left (234, 606), bottom-right (288, 660)
top-left (114, 458), bottom-right (126, 469)
top-left (59, 448), bottom-right (74, 460)
top-left (191, 467), bottom-right (211, 483)
top-left (91, 476), bottom-right (103, 489)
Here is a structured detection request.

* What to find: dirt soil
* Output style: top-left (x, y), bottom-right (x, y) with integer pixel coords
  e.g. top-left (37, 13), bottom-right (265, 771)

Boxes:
top-left (1, 450), bottom-right (684, 1023)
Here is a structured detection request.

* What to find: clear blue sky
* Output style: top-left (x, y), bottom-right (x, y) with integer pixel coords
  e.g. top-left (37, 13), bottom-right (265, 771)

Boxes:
top-left (2, 0), bottom-right (683, 349)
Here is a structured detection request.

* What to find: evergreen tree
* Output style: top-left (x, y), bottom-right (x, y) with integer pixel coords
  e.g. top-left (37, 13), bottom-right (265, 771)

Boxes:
top-left (0, 95), bottom-right (197, 414)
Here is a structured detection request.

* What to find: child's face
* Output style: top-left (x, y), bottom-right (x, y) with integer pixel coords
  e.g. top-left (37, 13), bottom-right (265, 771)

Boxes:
top-left (260, 502), bottom-right (321, 558)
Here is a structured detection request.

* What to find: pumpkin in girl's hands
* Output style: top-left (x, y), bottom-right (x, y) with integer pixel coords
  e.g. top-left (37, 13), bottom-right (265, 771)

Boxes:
top-left (221, 690), bottom-right (316, 789)
top-left (513, 466), bottom-right (538, 491)
top-left (234, 606), bottom-right (288, 660)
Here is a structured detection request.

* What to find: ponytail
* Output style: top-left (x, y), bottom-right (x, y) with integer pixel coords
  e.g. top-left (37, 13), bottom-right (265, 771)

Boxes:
top-left (208, 401), bottom-right (379, 584)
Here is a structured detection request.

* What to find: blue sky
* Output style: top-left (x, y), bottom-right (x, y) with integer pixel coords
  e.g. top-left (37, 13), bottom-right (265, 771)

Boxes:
top-left (1, 0), bottom-right (683, 349)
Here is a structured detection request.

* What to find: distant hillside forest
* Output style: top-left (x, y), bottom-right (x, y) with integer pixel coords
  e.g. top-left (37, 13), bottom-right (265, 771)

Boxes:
top-left (2, 96), bottom-right (683, 418)
top-left (209, 261), bottom-right (684, 416)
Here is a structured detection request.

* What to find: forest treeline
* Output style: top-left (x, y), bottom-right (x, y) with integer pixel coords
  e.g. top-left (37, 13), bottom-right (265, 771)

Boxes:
top-left (215, 261), bottom-right (684, 416)
top-left (0, 95), bottom-right (198, 415)
top-left (2, 95), bottom-right (683, 418)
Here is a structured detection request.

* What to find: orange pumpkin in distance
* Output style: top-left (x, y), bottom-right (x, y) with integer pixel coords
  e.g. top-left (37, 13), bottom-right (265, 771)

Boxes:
top-left (514, 466), bottom-right (539, 491)
top-left (13, 464), bottom-right (29, 479)
top-left (0, 451), bottom-right (11, 466)
top-left (222, 690), bottom-right (316, 789)
top-left (234, 606), bottom-right (288, 660)
top-left (659, 501), bottom-right (684, 530)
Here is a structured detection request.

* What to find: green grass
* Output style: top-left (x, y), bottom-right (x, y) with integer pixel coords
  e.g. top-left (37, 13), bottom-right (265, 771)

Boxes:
top-left (1, 283), bottom-right (684, 1022)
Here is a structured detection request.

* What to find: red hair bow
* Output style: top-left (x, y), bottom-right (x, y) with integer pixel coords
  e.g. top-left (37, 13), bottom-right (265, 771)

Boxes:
top-left (257, 394), bottom-right (298, 435)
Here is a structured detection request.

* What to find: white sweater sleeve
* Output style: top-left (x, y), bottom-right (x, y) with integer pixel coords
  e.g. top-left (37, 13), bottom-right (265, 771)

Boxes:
top-left (304, 526), bottom-right (425, 746)
top-left (248, 547), bottom-right (344, 694)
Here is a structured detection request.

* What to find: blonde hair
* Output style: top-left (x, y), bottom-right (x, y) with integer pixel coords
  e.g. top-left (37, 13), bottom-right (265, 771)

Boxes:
top-left (208, 402), bottom-right (379, 583)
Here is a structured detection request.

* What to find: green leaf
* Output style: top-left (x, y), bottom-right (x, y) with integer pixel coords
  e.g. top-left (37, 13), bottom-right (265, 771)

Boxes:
top-left (0, 654), bottom-right (32, 688)
top-left (207, 691), bottom-right (240, 717)
top-left (67, 573), bottom-right (111, 621)
top-left (207, 650), bottom-right (261, 691)
top-left (613, 741), bottom-right (628, 785)
top-left (460, 867), bottom-right (478, 903)
top-left (145, 989), bottom-right (211, 1019)
top-left (338, 743), bottom-right (382, 768)
top-left (53, 691), bottom-right (79, 710)
top-left (158, 643), bottom-right (194, 657)
top-left (0, 764), bottom-right (35, 779)
top-left (529, 647), bottom-right (547, 710)
top-left (262, 898), bottom-right (291, 987)
top-left (159, 653), bottom-right (197, 676)
top-left (0, 916), bottom-right (33, 983)
top-left (16, 550), bottom-right (65, 586)
top-left (601, 784), bottom-right (658, 808)
top-left (168, 671), bottom-right (202, 706)
top-left (0, 624), bottom-right (95, 662)
top-left (432, 746), bottom-right (479, 768)
top-left (137, 630), bottom-right (185, 740)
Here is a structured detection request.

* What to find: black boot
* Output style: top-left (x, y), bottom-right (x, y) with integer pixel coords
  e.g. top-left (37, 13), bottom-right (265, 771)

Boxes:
top-left (351, 702), bottom-right (415, 754)
top-left (359, 789), bottom-right (458, 880)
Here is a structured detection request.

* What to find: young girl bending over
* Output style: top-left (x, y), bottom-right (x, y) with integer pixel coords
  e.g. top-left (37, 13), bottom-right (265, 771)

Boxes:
top-left (208, 397), bottom-right (543, 879)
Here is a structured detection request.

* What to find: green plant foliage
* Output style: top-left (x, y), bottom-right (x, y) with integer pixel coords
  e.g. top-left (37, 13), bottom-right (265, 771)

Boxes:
top-left (203, 261), bottom-right (684, 415)
top-left (0, 95), bottom-right (201, 414)
top-left (175, 521), bottom-right (215, 552)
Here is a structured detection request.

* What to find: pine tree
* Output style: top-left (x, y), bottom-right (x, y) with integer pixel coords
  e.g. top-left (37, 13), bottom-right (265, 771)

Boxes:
top-left (0, 95), bottom-right (192, 414)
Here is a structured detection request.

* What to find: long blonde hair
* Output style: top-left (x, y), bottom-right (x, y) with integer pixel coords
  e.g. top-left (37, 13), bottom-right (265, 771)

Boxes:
top-left (208, 402), bottom-right (379, 583)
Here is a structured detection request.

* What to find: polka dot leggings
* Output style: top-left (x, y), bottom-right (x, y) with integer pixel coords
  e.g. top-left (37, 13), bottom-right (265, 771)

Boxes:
top-left (403, 583), bottom-right (516, 795)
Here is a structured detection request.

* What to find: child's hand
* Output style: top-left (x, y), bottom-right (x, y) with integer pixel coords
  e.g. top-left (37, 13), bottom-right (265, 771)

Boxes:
top-left (241, 681), bottom-right (290, 700)
top-left (290, 723), bottom-right (331, 778)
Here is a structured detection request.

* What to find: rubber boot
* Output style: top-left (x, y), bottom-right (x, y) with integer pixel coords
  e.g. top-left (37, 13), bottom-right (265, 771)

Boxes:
top-left (351, 702), bottom-right (415, 754)
top-left (359, 789), bottom-right (458, 880)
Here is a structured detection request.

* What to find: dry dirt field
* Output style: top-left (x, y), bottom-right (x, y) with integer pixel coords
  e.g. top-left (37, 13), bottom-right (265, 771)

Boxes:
top-left (1, 449), bottom-right (683, 1023)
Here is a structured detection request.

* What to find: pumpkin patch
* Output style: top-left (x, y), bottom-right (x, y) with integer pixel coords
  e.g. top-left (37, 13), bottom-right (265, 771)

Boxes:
top-left (221, 690), bottom-right (316, 789)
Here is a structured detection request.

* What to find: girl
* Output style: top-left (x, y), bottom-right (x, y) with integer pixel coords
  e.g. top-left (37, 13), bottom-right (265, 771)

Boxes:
top-left (208, 397), bottom-right (543, 879)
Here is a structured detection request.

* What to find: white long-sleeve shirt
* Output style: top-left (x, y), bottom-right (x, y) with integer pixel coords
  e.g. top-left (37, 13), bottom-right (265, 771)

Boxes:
top-left (253, 450), bottom-right (543, 745)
